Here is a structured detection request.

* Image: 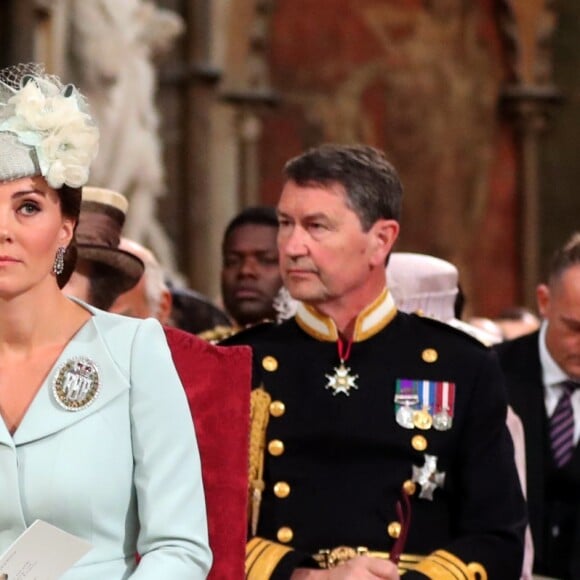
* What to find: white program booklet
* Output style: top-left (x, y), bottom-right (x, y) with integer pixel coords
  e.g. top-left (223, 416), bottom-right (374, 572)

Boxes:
top-left (0, 520), bottom-right (92, 580)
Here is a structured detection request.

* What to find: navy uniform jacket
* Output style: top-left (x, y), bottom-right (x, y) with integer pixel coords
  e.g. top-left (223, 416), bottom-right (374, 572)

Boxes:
top-left (224, 290), bottom-right (526, 579)
top-left (496, 331), bottom-right (580, 579)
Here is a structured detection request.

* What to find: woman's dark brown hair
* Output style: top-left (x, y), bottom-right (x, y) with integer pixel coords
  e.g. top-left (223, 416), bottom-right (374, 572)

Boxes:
top-left (55, 184), bottom-right (82, 288)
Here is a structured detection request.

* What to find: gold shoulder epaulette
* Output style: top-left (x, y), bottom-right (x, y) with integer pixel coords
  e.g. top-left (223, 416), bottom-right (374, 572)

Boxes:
top-left (197, 324), bottom-right (238, 344)
top-left (413, 550), bottom-right (487, 579)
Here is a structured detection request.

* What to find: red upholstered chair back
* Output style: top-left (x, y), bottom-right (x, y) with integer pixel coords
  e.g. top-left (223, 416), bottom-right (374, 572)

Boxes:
top-left (164, 326), bottom-right (251, 580)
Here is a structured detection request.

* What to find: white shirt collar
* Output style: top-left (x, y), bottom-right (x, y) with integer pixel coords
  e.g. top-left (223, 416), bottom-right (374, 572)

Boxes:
top-left (538, 320), bottom-right (580, 428)
top-left (539, 320), bottom-right (569, 390)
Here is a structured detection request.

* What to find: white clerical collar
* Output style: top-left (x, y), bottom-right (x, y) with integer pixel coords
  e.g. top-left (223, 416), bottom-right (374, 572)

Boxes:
top-left (295, 288), bottom-right (397, 342)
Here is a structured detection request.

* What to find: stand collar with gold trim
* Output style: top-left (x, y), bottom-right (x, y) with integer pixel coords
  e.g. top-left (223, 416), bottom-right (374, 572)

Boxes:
top-left (295, 288), bottom-right (397, 342)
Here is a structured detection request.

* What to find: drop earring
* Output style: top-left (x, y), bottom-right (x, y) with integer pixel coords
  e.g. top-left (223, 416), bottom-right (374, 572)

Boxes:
top-left (53, 246), bottom-right (66, 275)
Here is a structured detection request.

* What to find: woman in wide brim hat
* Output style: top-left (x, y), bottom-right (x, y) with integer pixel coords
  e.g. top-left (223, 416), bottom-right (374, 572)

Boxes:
top-left (63, 186), bottom-right (146, 311)
top-left (76, 187), bottom-right (145, 292)
top-left (0, 63), bottom-right (211, 579)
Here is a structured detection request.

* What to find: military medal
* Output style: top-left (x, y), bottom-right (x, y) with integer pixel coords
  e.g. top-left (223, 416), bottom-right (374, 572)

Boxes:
top-left (433, 408), bottom-right (452, 430)
top-left (412, 408), bottom-right (433, 430)
top-left (395, 379), bottom-right (455, 430)
top-left (325, 337), bottom-right (358, 396)
top-left (325, 362), bottom-right (358, 396)
top-left (396, 402), bottom-right (414, 429)
top-left (53, 357), bottom-right (100, 411)
top-left (433, 381), bottom-right (455, 431)
top-left (395, 379), bottom-right (420, 429)
top-left (411, 454), bottom-right (446, 500)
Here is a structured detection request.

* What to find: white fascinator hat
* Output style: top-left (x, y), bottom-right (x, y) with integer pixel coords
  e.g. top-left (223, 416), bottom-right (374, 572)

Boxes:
top-left (0, 62), bottom-right (99, 188)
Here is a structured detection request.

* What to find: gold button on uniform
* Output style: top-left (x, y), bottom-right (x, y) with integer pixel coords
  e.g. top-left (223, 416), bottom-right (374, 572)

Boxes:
top-left (411, 434), bottom-right (428, 451)
top-left (270, 401), bottom-right (286, 417)
top-left (402, 480), bottom-right (417, 496)
top-left (262, 356), bottom-right (278, 372)
top-left (274, 481), bottom-right (291, 498)
top-left (277, 526), bottom-right (293, 543)
top-left (422, 348), bottom-right (438, 363)
top-left (268, 439), bottom-right (285, 456)
top-left (387, 521), bottom-right (402, 539)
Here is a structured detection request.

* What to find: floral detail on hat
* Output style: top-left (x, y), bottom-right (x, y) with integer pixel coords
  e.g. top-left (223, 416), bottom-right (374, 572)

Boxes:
top-left (0, 65), bottom-right (99, 188)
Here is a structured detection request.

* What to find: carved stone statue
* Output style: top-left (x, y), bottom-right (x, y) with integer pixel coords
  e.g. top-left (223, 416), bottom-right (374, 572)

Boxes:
top-left (63, 0), bottom-right (183, 276)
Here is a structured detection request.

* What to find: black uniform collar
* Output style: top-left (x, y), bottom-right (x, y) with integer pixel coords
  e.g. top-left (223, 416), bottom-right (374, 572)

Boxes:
top-left (295, 288), bottom-right (397, 342)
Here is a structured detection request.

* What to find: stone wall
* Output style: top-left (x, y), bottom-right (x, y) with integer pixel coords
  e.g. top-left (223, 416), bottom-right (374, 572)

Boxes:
top-left (258, 0), bottom-right (520, 316)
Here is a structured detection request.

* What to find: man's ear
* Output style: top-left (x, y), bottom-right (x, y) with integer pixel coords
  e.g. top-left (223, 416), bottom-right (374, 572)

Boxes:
top-left (370, 219), bottom-right (399, 267)
top-left (536, 283), bottom-right (550, 318)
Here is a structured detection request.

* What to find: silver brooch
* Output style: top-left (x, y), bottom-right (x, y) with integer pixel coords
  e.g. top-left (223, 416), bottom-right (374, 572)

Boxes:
top-left (52, 357), bottom-right (100, 411)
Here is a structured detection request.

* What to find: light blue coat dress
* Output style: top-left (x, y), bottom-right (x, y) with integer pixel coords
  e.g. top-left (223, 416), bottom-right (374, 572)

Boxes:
top-left (0, 303), bottom-right (212, 579)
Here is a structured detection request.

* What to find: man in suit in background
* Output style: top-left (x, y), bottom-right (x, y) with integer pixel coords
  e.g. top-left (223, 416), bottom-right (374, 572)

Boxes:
top-left (496, 232), bottom-right (580, 579)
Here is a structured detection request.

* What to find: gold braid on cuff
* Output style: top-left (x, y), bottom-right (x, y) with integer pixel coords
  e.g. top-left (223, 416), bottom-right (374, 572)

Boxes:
top-left (246, 537), bottom-right (293, 580)
top-left (412, 549), bottom-right (487, 580)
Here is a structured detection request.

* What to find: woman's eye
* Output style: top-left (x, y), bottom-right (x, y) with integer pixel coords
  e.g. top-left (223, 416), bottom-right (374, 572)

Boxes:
top-left (19, 202), bottom-right (40, 216)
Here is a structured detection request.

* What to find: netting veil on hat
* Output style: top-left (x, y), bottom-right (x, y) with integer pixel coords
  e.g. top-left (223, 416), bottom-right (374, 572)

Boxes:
top-left (0, 63), bottom-right (99, 188)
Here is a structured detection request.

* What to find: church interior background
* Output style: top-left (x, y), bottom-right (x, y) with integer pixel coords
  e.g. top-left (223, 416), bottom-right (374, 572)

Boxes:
top-left (1, 0), bottom-right (579, 317)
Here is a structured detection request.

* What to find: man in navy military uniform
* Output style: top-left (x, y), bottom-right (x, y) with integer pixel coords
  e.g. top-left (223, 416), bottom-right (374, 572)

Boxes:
top-left (224, 144), bottom-right (526, 579)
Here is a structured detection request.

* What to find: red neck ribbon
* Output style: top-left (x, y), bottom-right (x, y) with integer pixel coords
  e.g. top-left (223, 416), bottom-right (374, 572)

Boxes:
top-left (337, 336), bottom-right (354, 362)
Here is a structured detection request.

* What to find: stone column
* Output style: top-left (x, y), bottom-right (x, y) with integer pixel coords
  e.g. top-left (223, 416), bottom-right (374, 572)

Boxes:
top-left (499, 0), bottom-right (561, 307)
top-left (0, 0), bottom-right (35, 67)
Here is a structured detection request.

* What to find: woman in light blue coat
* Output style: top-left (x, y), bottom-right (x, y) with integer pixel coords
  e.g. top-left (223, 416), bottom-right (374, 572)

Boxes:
top-left (0, 63), bottom-right (211, 578)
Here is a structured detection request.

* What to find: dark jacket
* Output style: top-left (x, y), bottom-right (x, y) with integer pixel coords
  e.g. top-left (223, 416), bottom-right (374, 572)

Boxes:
top-left (496, 331), bottom-right (580, 579)
top-left (226, 311), bottom-right (527, 579)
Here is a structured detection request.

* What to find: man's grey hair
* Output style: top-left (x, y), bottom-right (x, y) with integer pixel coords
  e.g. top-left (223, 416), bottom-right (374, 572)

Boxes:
top-left (120, 238), bottom-right (168, 318)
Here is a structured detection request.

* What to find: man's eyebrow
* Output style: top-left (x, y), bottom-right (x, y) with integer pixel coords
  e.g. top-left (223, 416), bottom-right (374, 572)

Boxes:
top-left (277, 211), bottom-right (329, 221)
top-left (302, 212), bottom-right (329, 221)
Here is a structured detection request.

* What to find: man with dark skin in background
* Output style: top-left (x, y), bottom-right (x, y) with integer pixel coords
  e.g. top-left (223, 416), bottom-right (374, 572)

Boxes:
top-left (221, 206), bottom-right (282, 327)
